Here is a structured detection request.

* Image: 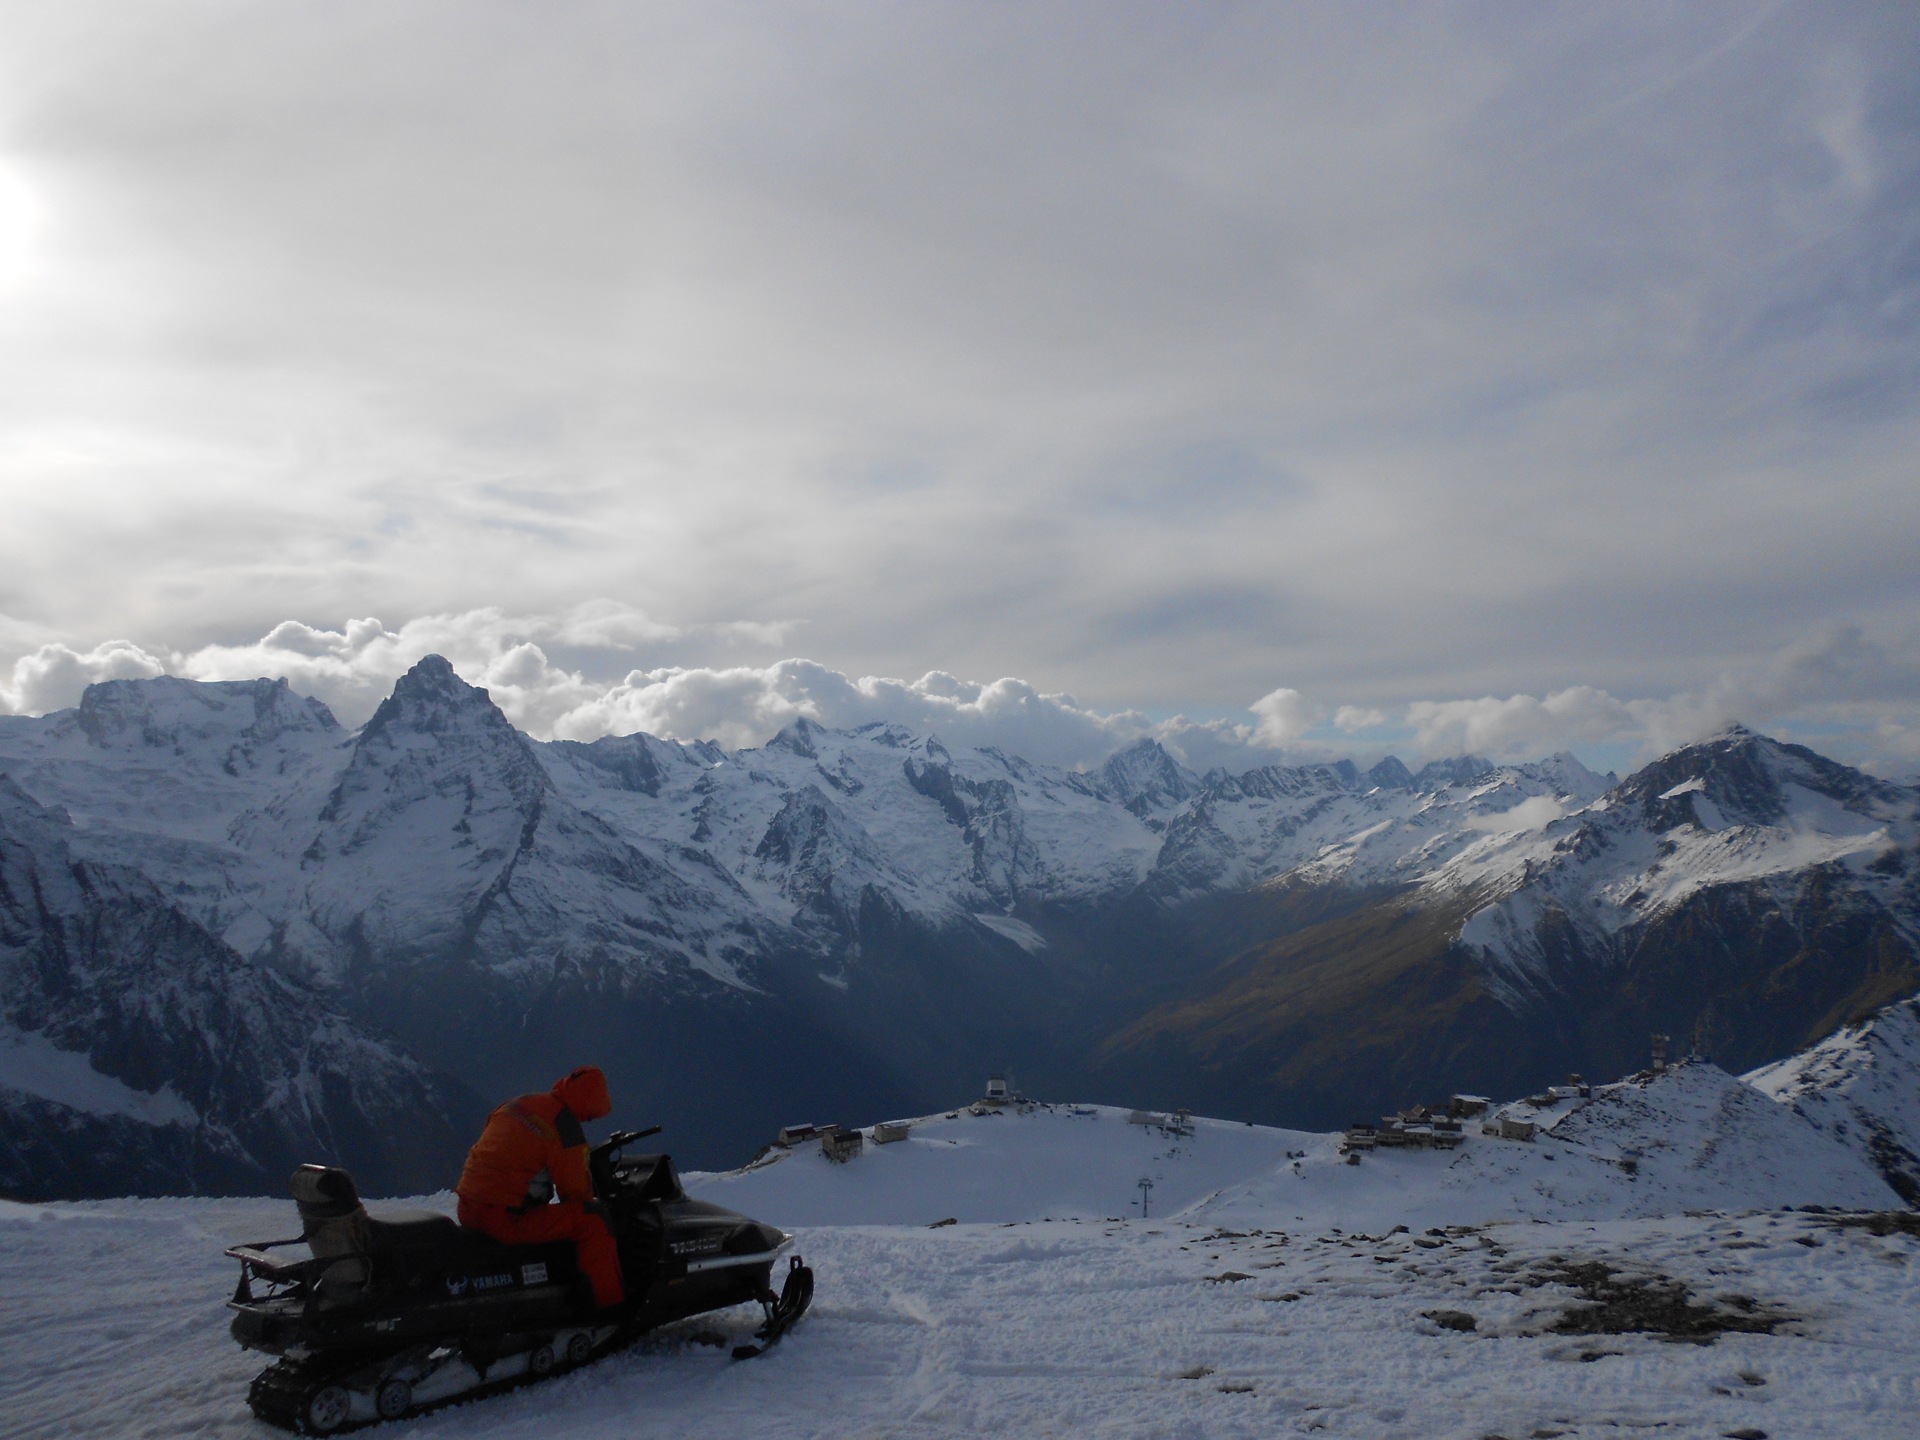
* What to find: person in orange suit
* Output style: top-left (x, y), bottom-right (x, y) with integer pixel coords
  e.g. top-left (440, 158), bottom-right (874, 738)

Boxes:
top-left (456, 1065), bottom-right (625, 1311)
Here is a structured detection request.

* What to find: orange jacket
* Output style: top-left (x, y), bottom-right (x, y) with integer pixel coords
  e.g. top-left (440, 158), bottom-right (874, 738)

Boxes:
top-left (456, 1067), bottom-right (612, 1210)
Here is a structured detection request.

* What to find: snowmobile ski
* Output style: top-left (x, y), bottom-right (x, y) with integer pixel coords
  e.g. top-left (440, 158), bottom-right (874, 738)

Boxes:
top-left (731, 1255), bottom-right (816, 1359)
top-left (224, 1128), bottom-right (813, 1431)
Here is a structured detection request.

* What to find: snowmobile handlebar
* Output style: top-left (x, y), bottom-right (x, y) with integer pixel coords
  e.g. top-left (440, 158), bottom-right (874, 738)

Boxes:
top-left (598, 1126), bottom-right (661, 1152)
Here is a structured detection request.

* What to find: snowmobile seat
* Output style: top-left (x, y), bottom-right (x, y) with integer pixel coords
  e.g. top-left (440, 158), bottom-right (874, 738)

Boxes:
top-left (290, 1164), bottom-right (373, 1300)
top-left (368, 1209), bottom-right (577, 1282)
top-left (363, 1206), bottom-right (461, 1251)
top-left (362, 1213), bottom-right (460, 1244)
top-left (290, 1167), bottom-right (458, 1265)
top-left (287, 1166), bottom-right (576, 1294)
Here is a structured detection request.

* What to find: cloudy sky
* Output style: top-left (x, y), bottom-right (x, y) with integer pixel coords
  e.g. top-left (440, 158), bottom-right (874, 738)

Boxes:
top-left (1, 1), bottom-right (1916, 773)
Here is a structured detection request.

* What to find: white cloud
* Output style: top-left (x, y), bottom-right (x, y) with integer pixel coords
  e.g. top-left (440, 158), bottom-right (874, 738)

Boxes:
top-left (1406, 686), bottom-right (1641, 761)
top-left (1249, 688), bottom-right (1323, 747)
top-left (1463, 794), bottom-right (1567, 834)
top-left (6, 611), bottom-right (1919, 777)
top-left (551, 659), bottom-right (1178, 769)
top-left (0, 606), bottom-right (1312, 770)
top-left (177, 611), bottom-right (590, 735)
top-left (161, 603), bottom-right (791, 737)
top-left (1401, 627), bottom-right (1920, 766)
top-left (0, 639), bottom-right (168, 715)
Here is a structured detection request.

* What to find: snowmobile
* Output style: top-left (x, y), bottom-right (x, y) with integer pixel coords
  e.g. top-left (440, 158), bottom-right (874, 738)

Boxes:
top-left (225, 1126), bottom-right (813, 1433)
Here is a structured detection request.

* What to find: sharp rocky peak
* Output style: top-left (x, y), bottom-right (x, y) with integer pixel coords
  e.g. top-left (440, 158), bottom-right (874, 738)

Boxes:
top-left (319, 656), bottom-right (548, 830)
top-left (1363, 755), bottom-right (1415, 789)
top-left (1620, 725), bottom-right (1894, 827)
top-left (357, 655), bottom-right (516, 742)
top-left (764, 717), bottom-right (825, 759)
top-left (1097, 738), bottom-right (1201, 809)
top-left (1410, 754), bottom-right (1498, 789)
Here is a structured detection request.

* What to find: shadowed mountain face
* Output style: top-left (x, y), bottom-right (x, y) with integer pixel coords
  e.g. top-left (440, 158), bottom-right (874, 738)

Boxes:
top-left (0, 777), bottom-right (480, 1200)
top-left (1, 661), bottom-right (1915, 1190)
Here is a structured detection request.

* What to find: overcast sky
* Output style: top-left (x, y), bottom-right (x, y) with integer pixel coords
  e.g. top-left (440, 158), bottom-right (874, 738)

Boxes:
top-left (1, 2), bottom-right (1916, 773)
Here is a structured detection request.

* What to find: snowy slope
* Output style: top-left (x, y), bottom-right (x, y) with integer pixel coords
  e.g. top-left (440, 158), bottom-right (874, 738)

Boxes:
top-left (1103, 727), bottom-right (1920, 1127)
top-left (5, 1065), bottom-right (1916, 1440)
top-left (1747, 995), bottom-right (1920, 1204)
top-left (1145, 753), bottom-right (1611, 903)
top-left (0, 676), bottom-right (348, 962)
top-left (687, 1063), bottom-right (1900, 1232)
top-left (543, 718), bottom-right (1169, 929)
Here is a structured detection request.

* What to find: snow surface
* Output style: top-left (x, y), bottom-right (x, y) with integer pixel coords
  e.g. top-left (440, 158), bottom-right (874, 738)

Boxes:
top-left (689, 1068), bottom-right (1897, 1232)
top-left (5, 1068), bottom-right (1915, 1440)
top-left (0, 1027), bottom-right (198, 1127)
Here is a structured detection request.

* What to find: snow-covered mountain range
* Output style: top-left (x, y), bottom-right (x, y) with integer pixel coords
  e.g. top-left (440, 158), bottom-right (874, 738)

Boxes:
top-left (0, 655), bottom-right (1916, 1189)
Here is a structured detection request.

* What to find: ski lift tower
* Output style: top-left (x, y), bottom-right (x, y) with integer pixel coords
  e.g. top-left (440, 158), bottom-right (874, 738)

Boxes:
top-left (1137, 1176), bottom-right (1153, 1218)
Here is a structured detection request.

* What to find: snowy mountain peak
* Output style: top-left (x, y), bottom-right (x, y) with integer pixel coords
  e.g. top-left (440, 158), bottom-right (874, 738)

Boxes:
top-left (849, 720), bottom-right (919, 748)
top-left (311, 656), bottom-right (549, 867)
top-left (1620, 726), bottom-right (1903, 830)
top-left (547, 732), bottom-right (674, 796)
top-left (765, 717), bottom-right (825, 759)
top-left (1364, 755), bottom-right (1415, 789)
top-left (1531, 750), bottom-right (1614, 798)
top-left (359, 654), bottom-right (513, 743)
top-left (1410, 754), bottom-right (1497, 789)
top-left (66, 674), bottom-right (339, 762)
top-left (1096, 738), bottom-right (1201, 817)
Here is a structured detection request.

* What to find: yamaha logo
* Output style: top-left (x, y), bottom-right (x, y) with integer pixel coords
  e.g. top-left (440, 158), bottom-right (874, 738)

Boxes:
top-left (445, 1271), bottom-right (516, 1296)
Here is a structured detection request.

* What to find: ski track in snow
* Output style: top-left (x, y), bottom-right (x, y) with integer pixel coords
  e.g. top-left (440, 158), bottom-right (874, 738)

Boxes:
top-left (4, 1092), bottom-right (1917, 1440)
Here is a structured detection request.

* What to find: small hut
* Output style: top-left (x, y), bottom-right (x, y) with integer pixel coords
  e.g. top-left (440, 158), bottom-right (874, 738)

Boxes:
top-left (821, 1126), bottom-right (864, 1163)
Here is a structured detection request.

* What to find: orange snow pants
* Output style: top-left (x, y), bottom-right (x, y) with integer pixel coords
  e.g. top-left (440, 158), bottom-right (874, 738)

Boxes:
top-left (457, 1196), bottom-right (624, 1308)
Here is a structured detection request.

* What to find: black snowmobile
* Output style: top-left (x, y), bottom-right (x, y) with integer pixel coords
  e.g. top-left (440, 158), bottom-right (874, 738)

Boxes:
top-left (225, 1126), bottom-right (813, 1433)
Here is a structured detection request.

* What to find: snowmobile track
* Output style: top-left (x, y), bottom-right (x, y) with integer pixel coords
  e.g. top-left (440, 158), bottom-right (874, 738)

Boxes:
top-left (245, 1325), bottom-right (636, 1434)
